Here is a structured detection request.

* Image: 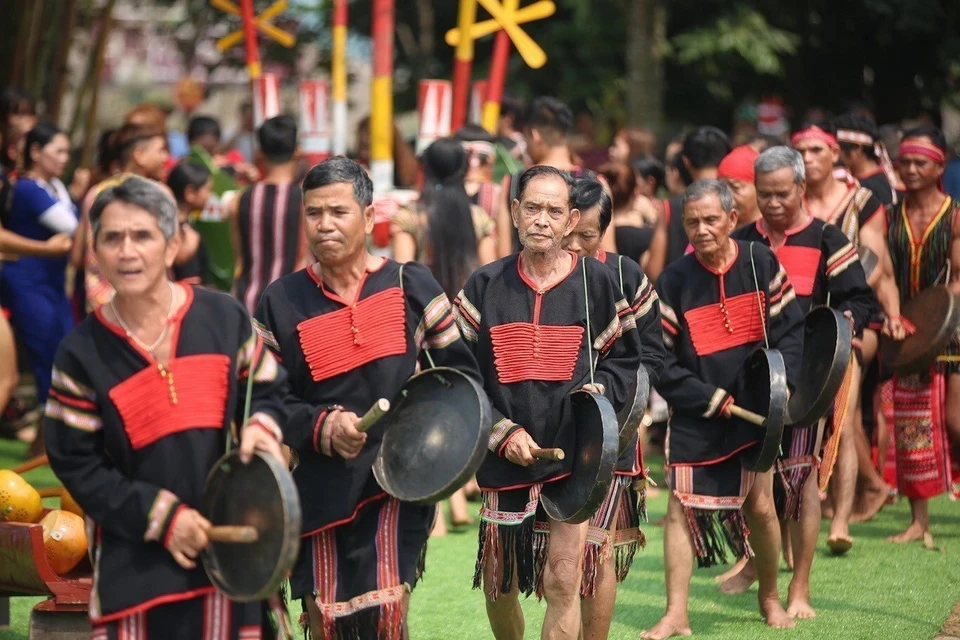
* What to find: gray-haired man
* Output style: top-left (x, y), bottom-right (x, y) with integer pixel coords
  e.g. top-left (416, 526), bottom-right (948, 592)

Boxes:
top-left (643, 179), bottom-right (804, 638)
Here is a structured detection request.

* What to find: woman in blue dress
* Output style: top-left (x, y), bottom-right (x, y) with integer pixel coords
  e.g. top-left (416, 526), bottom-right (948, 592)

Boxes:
top-left (1, 123), bottom-right (78, 409)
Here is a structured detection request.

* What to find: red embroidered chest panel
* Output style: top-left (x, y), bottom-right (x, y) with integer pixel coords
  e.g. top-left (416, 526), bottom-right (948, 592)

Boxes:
top-left (109, 354), bottom-right (231, 450)
top-left (775, 246), bottom-right (820, 297)
top-left (297, 287), bottom-right (407, 382)
top-left (489, 322), bottom-right (584, 384)
top-left (684, 291), bottom-right (766, 356)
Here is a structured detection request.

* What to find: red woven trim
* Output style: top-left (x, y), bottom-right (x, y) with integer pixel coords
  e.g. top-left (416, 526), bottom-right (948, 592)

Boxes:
top-left (163, 504), bottom-right (188, 550)
top-left (245, 418), bottom-right (282, 443)
top-left (312, 408), bottom-right (330, 454)
top-left (47, 388), bottom-right (97, 411)
top-left (497, 428), bottom-right (527, 457)
top-left (92, 587), bottom-right (217, 624)
top-left (661, 318), bottom-right (679, 335)
top-left (684, 292), bottom-right (766, 357)
top-left (489, 322), bottom-right (584, 383)
top-left (825, 245), bottom-right (857, 276)
top-left (109, 355), bottom-right (231, 450)
top-left (297, 287), bottom-right (407, 382)
top-left (719, 395), bottom-right (734, 416)
top-left (775, 245), bottom-right (821, 296)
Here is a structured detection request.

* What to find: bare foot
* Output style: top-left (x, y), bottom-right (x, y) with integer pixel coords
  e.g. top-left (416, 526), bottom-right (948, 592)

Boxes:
top-left (720, 559), bottom-right (757, 595)
top-left (826, 534), bottom-right (853, 556)
top-left (851, 484), bottom-right (889, 523)
top-left (639, 614), bottom-right (692, 639)
top-left (760, 598), bottom-right (796, 629)
top-left (786, 597), bottom-right (817, 619)
top-left (714, 556), bottom-right (748, 583)
top-left (887, 522), bottom-right (927, 543)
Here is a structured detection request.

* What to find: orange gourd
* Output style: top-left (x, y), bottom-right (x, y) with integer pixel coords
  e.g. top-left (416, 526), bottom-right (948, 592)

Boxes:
top-left (40, 510), bottom-right (88, 575)
top-left (0, 469), bottom-right (43, 523)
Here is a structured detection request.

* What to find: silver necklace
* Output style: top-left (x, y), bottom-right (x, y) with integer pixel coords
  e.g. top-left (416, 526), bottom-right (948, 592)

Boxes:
top-left (111, 283), bottom-right (176, 353)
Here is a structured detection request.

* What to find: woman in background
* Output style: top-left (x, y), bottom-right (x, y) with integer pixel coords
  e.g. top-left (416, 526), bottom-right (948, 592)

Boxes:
top-left (598, 161), bottom-right (658, 267)
top-left (391, 137), bottom-right (496, 535)
top-left (0, 124), bottom-right (78, 442)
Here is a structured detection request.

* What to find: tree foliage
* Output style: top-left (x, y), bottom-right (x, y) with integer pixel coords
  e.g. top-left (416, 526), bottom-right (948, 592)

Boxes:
top-left (323, 0), bottom-right (959, 131)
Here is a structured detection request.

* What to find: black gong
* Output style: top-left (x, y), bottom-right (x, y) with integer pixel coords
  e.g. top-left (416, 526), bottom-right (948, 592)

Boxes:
top-left (539, 390), bottom-right (619, 524)
top-left (787, 306), bottom-right (852, 426)
top-left (373, 367), bottom-right (492, 503)
top-left (616, 366), bottom-right (651, 456)
top-left (200, 450), bottom-right (302, 602)
top-left (737, 349), bottom-right (789, 472)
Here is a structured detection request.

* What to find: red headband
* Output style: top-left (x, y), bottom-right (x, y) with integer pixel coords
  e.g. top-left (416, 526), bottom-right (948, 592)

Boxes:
top-left (899, 138), bottom-right (945, 164)
top-left (791, 126), bottom-right (838, 149)
top-left (717, 145), bottom-right (760, 183)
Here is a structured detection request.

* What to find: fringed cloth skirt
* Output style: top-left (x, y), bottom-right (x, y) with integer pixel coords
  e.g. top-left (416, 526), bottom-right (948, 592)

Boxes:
top-left (474, 477), bottom-right (647, 601)
top-left (775, 423), bottom-right (818, 522)
top-left (668, 456), bottom-right (755, 568)
top-left (891, 365), bottom-right (958, 500)
top-left (290, 497), bottom-right (435, 640)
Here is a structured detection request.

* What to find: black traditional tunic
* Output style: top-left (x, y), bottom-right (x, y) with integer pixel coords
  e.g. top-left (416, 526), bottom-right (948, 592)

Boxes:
top-left (732, 217), bottom-right (874, 515)
top-left (43, 286), bottom-right (287, 631)
top-left (455, 251), bottom-right (640, 599)
top-left (655, 241), bottom-right (804, 566)
top-left (254, 259), bottom-right (482, 637)
top-left (455, 252), bottom-right (640, 490)
top-left (596, 248), bottom-right (665, 476)
top-left (732, 216), bottom-right (874, 335)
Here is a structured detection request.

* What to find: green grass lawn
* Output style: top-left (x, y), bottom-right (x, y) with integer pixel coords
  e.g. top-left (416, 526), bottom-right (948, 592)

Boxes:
top-left (2, 437), bottom-right (957, 639)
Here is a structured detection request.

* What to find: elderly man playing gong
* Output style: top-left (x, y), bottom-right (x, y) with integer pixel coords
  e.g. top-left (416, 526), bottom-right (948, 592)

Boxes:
top-left (454, 165), bottom-right (640, 639)
top-left (254, 157), bottom-right (483, 639)
top-left (643, 179), bottom-right (804, 639)
top-left (44, 175), bottom-right (289, 638)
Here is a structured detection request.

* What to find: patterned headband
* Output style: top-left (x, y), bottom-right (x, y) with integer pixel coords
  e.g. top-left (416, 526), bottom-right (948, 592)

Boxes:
top-left (836, 129), bottom-right (874, 146)
top-left (899, 138), bottom-right (945, 164)
top-left (791, 126), bottom-right (838, 149)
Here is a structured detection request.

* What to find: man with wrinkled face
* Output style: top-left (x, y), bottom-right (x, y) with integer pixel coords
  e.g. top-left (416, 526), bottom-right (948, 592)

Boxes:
top-left (456, 165), bottom-right (640, 640)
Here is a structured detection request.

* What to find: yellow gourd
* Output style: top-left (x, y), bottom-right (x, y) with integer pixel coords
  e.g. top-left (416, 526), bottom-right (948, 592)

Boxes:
top-left (0, 469), bottom-right (43, 523)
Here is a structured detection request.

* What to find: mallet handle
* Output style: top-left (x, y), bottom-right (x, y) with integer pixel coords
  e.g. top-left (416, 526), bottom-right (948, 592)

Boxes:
top-left (729, 405), bottom-right (766, 427)
top-left (531, 448), bottom-right (565, 461)
top-left (37, 487), bottom-right (62, 499)
top-left (208, 526), bottom-right (259, 543)
top-left (356, 398), bottom-right (390, 433)
top-left (11, 455), bottom-right (49, 475)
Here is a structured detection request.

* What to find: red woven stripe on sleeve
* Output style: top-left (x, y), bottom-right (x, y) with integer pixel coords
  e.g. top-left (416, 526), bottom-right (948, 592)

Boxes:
top-left (684, 292), bottom-right (766, 356)
top-left (297, 287), bottom-right (408, 382)
top-left (490, 322), bottom-right (584, 384)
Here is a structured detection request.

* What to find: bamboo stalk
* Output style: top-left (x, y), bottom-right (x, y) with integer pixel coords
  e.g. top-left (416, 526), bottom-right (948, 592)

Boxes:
top-left (78, 0), bottom-right (118, 168)
top-left (20, 0), bottom-right (45, 98)
top-left (34, 2), bottom-right (63, 107)
top-left (49, 0), bottom-right (79, 124)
